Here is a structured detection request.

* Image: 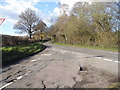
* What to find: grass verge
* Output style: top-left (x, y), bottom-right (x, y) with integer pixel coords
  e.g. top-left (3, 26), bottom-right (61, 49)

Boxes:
top-left (108, 83), bottom-right (120, 88)
top-left (2, 42), bottom-right (46, 65)
top-left (53, 42), bottom-right (118, 52)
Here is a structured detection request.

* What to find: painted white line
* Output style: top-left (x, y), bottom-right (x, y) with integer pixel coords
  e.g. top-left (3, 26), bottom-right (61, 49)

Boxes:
top-left (71, 52), bottom-right (76, 54)
top-left (0, 71), bottom-right (31, 89)
top-left (94, 50), bottom-right (118, 55)
top-left (0, 82), bottom-right (13, 89)
top-left (114, 61), bottom-right (120, 63)
top-left (31, 59), bottom-right (37, 62)
top-left (52, 48), bottom-right (75, 54)
top-left (52, 48), bottom-right (56, 51)
top-left (24, 73), bottom-right (29, 76)
top-left (94, 57), bottom-right (118, 62)
top-left (95, 57), bottom-right (102, 59)
top-left (107, 51), bottom-right (118, 54)
top-left (76, 53), bottom-right (80, 54)
top-left (114, 61), bottom-right (118, 63)
top-left (112, 53), bottom-right (118, 55)
top-left (41, 54), bottom-right (51, 56)
top-left (52, 48), bottom-right (118, 63)
top-left (71, 52), bottom-right (80, 55)
top-left (28, 71), bottom-right (32, 73)
top-left (16, 76), bottom-right (23, 80)
top-left (103, 58), bottom-right (112, 62)
top-left (95, 56), bottom-right (120, 64)
top-left (75, 53), bottom-right (80, 55)
top-left (61, 51), bottom-right (67, 54)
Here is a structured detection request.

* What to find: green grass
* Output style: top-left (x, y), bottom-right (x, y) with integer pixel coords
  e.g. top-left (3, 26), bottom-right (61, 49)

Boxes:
top-left (108, 83), bottom-right (120, 88)
top-left (2, 42), bottom-right (46, 65)
top-left (53, 42), bottom-right (118, 52)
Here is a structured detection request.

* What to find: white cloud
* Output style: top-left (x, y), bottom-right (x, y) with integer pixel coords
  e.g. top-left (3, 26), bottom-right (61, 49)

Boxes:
top-left (42, 7), bottom-right (60, 27)
top-left (43, 18), bottom-right (51, 27)
top-left (0, 0), bottom-right (41, 23)
top-left (32, 0), bottom-right (40, 4)
top-left (53, 7), bottom-right (60, 16)
top-left (43, 14), bottom-right (57, 27)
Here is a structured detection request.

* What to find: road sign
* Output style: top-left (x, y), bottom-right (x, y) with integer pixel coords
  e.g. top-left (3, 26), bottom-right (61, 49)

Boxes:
top-left (0, 18), bottom-right (5, 25)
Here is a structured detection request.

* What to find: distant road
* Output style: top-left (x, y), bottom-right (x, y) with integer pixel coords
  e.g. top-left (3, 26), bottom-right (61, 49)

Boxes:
top-left (45, 42), bottom-right (118, 61)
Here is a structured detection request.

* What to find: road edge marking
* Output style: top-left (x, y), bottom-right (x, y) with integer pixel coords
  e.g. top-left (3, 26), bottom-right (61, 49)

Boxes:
top-left (0, 82), bottom-right (13, 89)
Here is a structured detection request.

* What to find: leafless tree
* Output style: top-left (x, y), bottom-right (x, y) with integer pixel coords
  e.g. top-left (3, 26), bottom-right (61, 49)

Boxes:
top-left (14, 8), bottom-right (40, 39)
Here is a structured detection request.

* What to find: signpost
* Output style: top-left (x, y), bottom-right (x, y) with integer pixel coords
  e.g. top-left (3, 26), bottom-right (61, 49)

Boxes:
top-left (0, 18), bottom-right (5, 25)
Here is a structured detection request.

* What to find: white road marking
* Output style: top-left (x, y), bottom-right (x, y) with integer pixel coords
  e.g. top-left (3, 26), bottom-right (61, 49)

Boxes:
top-left (71, 52), bottom-right (80, 55)
top-left (103, 58), bottom-right (112, 62)
top-left (31, 59), bottom-right (37, 62)
top-left (52, 48), bottom-right (119, 64)
top-left (52, 48), bottom-right (69, 54)
top-left (17, 76), bottom-right (23, 80)
top-left (62, 51), bottom-right (67, 54)
top-left (71, 52), bottom-right (76, 54)
top-left (24, 73), bottom-right (28, 76)
top-left (106, 52), bottom-right (118, 55)
top-left (75, 53), bottom-right (80, 55)
top-left (94, 50), bottom-right (118, 55)
top-left (41, 54), bottom-right (51, 56)
top-left (114, 61), bottom-right (120, 63)
top-left (95, 57), bottom-right (120, 63)
top-left (0, 68), bottom-right (32, 89)
top-left (0, 74), bottom-right (27, 89)
top-left (114, 61), bottom-right (118, 63)
top-left (95, 57), bottom-right (115, 62)
top-left (52, 48), bottom-right (56, 51)
top-left (112, 53), bottom-right (118, 55)
top-left (0, 82), bottom-right (13, 89)
top-left (95, 57), bottom-right (102, 59)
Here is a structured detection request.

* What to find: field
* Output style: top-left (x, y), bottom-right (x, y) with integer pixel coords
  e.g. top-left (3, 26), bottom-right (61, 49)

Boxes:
top-left (2, 42), bottom-right (46, 65)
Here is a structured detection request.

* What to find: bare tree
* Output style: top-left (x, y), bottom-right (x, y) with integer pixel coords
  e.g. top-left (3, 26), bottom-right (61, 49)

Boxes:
top-left (14, 8), bottom-right (40, 39)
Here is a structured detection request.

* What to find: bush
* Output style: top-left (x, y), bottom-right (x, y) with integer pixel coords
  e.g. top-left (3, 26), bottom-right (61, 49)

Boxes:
top-left (1, 34), bottom-right (36, 46)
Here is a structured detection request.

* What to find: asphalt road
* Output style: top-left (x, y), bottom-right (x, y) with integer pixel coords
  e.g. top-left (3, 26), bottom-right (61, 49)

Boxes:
top-left (45, 42), bottom-right (119, 61)
top-left (0, 42), bottom-right (119, 89)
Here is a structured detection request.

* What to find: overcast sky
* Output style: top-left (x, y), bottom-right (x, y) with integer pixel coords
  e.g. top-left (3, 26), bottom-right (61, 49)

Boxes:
top-left (0, 0), bottom-right (118, 36)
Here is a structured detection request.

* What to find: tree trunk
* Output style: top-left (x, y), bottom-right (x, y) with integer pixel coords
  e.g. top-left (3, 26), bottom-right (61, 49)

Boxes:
top-left (29, 26), bottom-right (32, 39)
top-left (41, 36), bottom-right (43, 41)
top-left (29, 34), bottom-right (32, 39)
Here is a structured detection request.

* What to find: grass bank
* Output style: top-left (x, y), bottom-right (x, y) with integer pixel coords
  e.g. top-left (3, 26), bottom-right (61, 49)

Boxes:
top-left (53, 42), bottom-right (118, 52)
top-left (108, 83), bottom-right (120, 88)
top-left (2, 42), bottom-right (46, 65)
